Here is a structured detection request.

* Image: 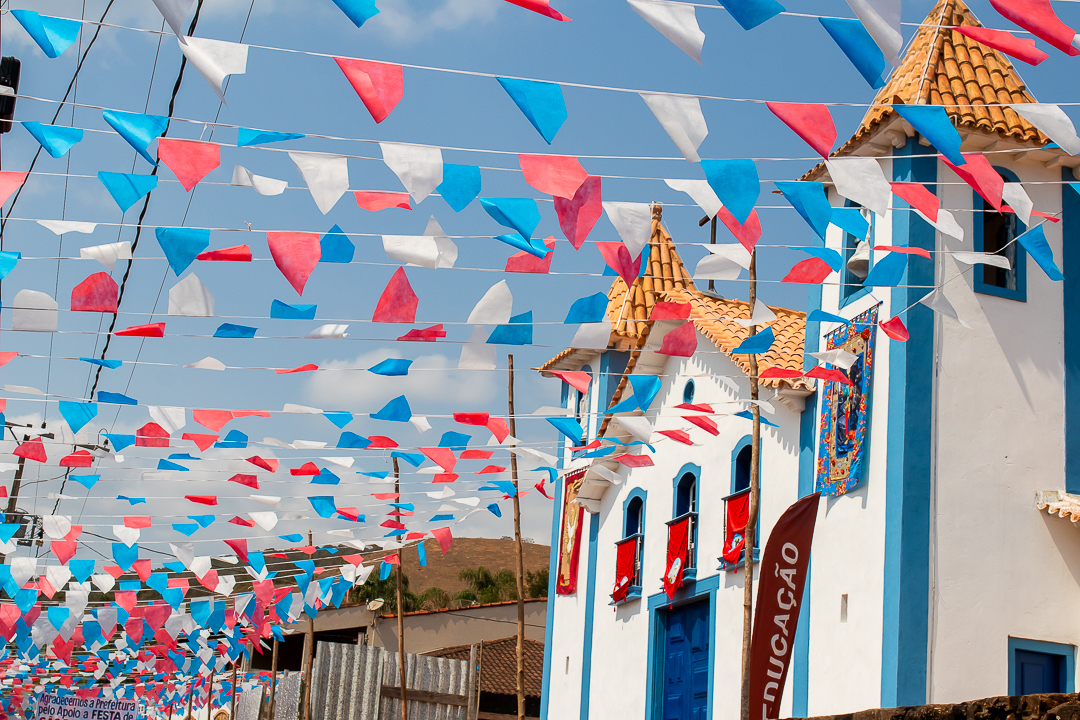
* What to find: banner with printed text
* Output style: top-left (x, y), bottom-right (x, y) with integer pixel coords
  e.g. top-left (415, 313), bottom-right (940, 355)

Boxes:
top-left (36, 693), bottom-right (139, 720)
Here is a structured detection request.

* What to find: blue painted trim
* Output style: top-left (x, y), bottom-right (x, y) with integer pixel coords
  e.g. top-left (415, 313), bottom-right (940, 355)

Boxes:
top-left (557, 383), bottom-right (568, 472)
top-left (623, 488), bottom-right (647, 538)
top-left (972, 166), bottom-right (1027, 302)
top-left (579, 511), bottom-right (600, 720)
top-left (1063, 175), bottom-right (1080, 494)
top-left (645, 574), bottom-right (721, 720)
top-left (731, 435), bottom-right (753, 494)
top-left (671, 462), bottom-right (702, 517)
top-left (794, 281), bottom-right (823, 717)
top-left (1008, 636), bottom-right (1076, 694)
top-left (597, 356), bottom-right (609, 441)
top-left (540, 474), bottom-right (565, 720)
top-left (717, 547), bottom-right (759, 571)
top-left (881, 138), bottom-right (935, 708)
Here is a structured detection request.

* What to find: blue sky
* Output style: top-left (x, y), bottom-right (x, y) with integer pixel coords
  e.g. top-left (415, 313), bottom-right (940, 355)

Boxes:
top-left (1, 0), bottom-right (1079, 565)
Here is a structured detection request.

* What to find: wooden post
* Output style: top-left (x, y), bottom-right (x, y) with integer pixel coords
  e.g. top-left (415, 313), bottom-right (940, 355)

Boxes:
top-left (394, 456), bottom-right (409, 720)
top-left (697, 213), bottom-right (719, 294)
top-left (268, 638), bottom-right (278, 720)
top-left (466, 644), bottom-right (479, 720)
top-left (740, 249), bottom-right (761, 720)
top-left (186, 679), bottom-right (194, 720)
top-left (507, 354), bottom-right (527, 720)
top-left (230, 651), bottom-right (239, 719)
top-left (207, 671), bottom-right (215, 720)
top-left (303, 530), bottom-right (315, 720)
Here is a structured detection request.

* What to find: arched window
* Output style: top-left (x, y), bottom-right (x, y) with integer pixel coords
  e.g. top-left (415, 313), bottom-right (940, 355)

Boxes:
top-left (616, 489), bottom-right (647, 601)
top-left (733, 444), bottom-right (752, 494)
top-left (670, 464), bottom-right (700, 573)
top-left (675, 472), bottom-right (697, 517)
top-left (973, 167), bottom-right (1027, 301)
top-left (682, 379), bottom-right (695, 404)
top-left (625, 496), bottom-right (644, 537)
top-left (839, 200), bottom-right (873, 305)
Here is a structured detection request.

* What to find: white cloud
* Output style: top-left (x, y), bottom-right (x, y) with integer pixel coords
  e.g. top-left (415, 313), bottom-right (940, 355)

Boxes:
top-left (371, 0), bottom-right (501, 43)
top-left (305, 349), bottom-right (498, 411)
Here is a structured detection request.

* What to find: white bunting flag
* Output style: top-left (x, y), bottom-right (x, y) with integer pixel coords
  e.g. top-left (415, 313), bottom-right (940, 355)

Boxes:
top-left (12, 289), bottom-right (58, 332)
top-left (289, 152), bottom-right (349, 214)
top-left (381, 142), bottom-right (444, 203)
top-left (178, 36), bottom-right (248, 103)
top-left (665, 179), bottom-right (722, 218)
top-left (232, 165), bottom-right (288, 196)
top-left (467, 280), bottom-right (513, 325)
top-left (1010, 104), bottom-right (1080, 155)
top-left (80, 241), bottom-right (132, 271)
top-left (38, 220), bottom-right (96, 235)
top-left (826, 157), bottom-right (892, 217)
top-left (640, 93), bottom-right (709, 163)
top-left (627, 0), bottom-right (706, 63)
top-left (845, 0), bottom-right (902, 66)
top-left (168, 273), bottom-right (215, 317)
top-left (603, 201), bottom-right (653, 260)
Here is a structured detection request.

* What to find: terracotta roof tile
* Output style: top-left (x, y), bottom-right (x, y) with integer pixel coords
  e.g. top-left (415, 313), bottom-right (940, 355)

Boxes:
top-left (426, 636), bottom-right (544, 697)
top-left (804, 0), bottom-right (1048, 180)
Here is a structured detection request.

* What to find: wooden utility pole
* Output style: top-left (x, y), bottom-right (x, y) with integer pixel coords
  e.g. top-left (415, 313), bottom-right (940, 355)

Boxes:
top-left (186, 679), bottom-right (194, 720)
top-left (268, 639), bottom-right (278, 719)
top-left (393, 456), bottom-right (409, 720)
top-left (230, 652), bottom-right (239, 719)
top-left (207, 670), bottom-right (215, 720)
top-left (302, 530), bottom-right (314, 720)
top-left (698, 214), bottom-right (719, 294)
top-left (507, 354), bottom-right (527, 720)
top-left (740, 250), bottom-right (762, 720)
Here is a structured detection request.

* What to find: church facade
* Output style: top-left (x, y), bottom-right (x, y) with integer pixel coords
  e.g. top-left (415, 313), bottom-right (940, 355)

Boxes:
top-left (538, 1), bottom-right (1080, 718)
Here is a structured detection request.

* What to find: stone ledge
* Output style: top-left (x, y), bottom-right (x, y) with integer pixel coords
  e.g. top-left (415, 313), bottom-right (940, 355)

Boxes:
top-left (787, 693), bottom-right (1080, 720)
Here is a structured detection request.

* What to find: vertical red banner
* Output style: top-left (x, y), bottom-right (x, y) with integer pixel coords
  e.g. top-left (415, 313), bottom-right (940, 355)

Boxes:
top-left (556, 469), bottom-right (587, 595)
top-left (748, 492), bottom-right (821, 720)
top-left (664, 517), bottom-right (690, 599)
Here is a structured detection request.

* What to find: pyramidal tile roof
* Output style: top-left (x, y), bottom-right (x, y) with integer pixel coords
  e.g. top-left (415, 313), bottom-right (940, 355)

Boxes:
top-left (829, 0), bottom-right (1048, 163)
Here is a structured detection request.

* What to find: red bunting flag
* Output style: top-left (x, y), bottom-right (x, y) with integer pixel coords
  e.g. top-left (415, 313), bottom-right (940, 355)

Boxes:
top-left (549, 370), bottom-right (591, 394)
top-left (354, 191), bottom-right (411, 211)
top-left (0, 172), bottom-right (27, 205)
top-left (372, 267), bottom-right (418, 323)
top-left (71, 272), bottom-right (119, 313)
top-left (717, 207), bottom-right (762, 253)
top-left (684, 414), bottom-right (719, 436)
top-left (658, 321), bottom-right (697, 357)
top-left (505, 237), bottom-right (555, 274)
top-left (197, 245), bottom-right (253, 262)
top-left (432, 526), bottom-right (453, 555)
top-left (890, 182), bottom-right (939, 222)
top-left (335, 58), bottom-right (404, 124)
top-left (135, 423), bottom-right (169, 447)
top-left (988, 0), bottom-right (1080, 56)
top-left (595, 241), bottom-right (641, 289)
top-left (227, 474), bottom-right (259, 489)
top-left (421, 447), bottom-right (457, 472)
top-left (805, 366), bottom-right (853, 385)
top-left (453, 413), bottom-right (490, 426)
top-left (267, 232), bottom-right (321, 295)
top-left (953, 26), bottom-right (1049, 65)
top-left (185, 495), bottom-right (218, 506)
top-left (193, 409), bottom-right (233, 432)
top-left (616, 453), bottom-right (655, 468)
top-left (503, 0), bottom-right (571, 21)
top-left (275, 364), bottom-right (319, 374)
top-left (519, 154), bottom-right (588, 199)
top-left (183, 433), bottom-right (218, 451)
top-left (942, 154), bottom-right (1004, 211)
top-left (783, 257), bottom-right (833, 284)
top-left (765, 102), bottom-right (836, 158)
top-left (880, 315), bottom-right (910, 341)
top-left (59, 450), bottom-right (93, 467)
top-left (398, 324), bottom-right (445, 341)
top-left (114, 323), bottom-right (165, 337)
top-left (554, 175), bottom-right (602, 250)
top-left (657, 429), bottom-right (693, 445)
top-left (157, 139), bottom-right (220, 191)
top-left (13, 438), bottom-right (46, 463)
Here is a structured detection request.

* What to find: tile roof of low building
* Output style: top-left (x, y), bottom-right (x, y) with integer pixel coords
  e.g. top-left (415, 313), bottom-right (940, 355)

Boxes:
top-left (425, 636), bottom-right (544, 697)
top-left (804, 0), bottom-right (1050, 180)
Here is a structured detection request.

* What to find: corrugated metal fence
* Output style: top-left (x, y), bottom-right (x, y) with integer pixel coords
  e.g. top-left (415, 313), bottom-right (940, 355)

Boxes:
top-left (310, 642), bottom-right (477, 720)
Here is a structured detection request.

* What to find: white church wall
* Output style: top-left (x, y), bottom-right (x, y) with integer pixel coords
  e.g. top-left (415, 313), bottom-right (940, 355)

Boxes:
top-left (929, 158), bottom-right (1080, 703)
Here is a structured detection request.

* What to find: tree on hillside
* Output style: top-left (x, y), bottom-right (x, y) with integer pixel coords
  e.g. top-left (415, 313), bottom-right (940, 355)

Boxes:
top-left (526, 567), bottom-right (548, 598)
top-left (454, 567), bottom-right (518, 605)
top-left (348, 571), bottom-right (422, 613)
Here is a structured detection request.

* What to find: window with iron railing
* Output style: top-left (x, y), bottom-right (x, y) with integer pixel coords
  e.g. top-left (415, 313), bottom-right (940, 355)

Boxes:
top-left (667, 510), bottom-right (698, 580)
top-left (615, 532), bottom-right (644, 592)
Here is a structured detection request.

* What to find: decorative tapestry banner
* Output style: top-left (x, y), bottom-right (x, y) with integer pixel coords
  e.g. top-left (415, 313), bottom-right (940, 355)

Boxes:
top-left (815, 304), bottom-right (878, 496)
top-left (556, 469), bottom-right (586, 595)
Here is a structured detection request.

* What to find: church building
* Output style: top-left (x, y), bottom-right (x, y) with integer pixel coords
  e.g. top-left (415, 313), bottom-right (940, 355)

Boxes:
top-left (538, 1), bottom-right (1080, 717)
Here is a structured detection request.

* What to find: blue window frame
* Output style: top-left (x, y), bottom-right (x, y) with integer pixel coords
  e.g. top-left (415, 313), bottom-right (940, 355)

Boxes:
top-left (682, 380), bottom-right (695, 404)
top-left (615, 488), bottom-right (647, 604)
top-left (1008, 637), bottom-right (1075, 695)
top-left (839, 201), bottom-right (875, 309)
top-left (973, 167), bottom-right (1027, 302)
top-left (671, 464), bottom-right (700, 578)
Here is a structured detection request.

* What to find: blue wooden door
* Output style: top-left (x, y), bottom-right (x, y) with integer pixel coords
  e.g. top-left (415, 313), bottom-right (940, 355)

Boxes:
top-left (1016, 650), bottom-right (1064, 695)
top-left (663, 599), bottom-right (710, 720)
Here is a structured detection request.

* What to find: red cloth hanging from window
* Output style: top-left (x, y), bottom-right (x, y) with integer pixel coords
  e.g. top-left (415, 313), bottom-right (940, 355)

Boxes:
top-left (723, 491), bottom-right (751, 565)
top-left (664, 518), bottom-right (690, 599)
top-left (612, 539), bottom-right (637, 603)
